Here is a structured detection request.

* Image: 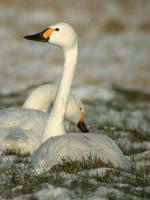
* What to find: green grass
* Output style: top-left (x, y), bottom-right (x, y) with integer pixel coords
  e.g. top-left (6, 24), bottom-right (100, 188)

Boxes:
top-left (2, 148), bottom-right (30, 157)
top-left (50, 156), bottom-right (113, 174)
top-left (0, 88), bottom-right (150, 199)
top-left (112, 85), bottom-right (150, 103)
top-left (0, 154), bottom-right (113, 198)
top-left (0, 149), bottom-right (150, 199)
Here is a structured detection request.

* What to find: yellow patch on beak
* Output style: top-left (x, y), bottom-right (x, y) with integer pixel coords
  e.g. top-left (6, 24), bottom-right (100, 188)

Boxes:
top-left (80, 111), bottom-right (85, 122)
top-left (43, 28), bottom-right (55, 39)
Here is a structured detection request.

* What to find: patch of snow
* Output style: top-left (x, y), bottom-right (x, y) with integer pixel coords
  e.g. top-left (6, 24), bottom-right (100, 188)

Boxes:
top-left (73, 85), bottom-right (116, 101)
top-left (145, 186), bottom-right (150, 194)
top-left (88, 186), bottom-right (142, 200)
top-left (133, 150), bottom-right (150, 161)
top-left (135, 160), bottom-right (150, 170)
top-left (33, 185), bottom-right (70, 200)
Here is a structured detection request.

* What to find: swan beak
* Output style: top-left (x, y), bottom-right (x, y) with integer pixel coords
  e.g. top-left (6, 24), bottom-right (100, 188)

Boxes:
top-left (77, 120), bottom-right (89, 133)
top-left (77, 111), bottom-right (89, 133)
top-left (24, 28), bottom-right (54, 42)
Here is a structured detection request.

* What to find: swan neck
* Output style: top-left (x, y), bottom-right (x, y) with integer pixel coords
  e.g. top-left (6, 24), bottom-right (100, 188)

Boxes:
top-left (22, 84), bottom-right (57, 112)
top-left (42, 42), bottom-right (78, 141)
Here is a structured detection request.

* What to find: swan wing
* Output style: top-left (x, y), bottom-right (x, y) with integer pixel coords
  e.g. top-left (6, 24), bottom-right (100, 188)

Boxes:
top-left (0, 108), bottom-right (47, 153)
top-left (30, 133), bottom-right (131, 172)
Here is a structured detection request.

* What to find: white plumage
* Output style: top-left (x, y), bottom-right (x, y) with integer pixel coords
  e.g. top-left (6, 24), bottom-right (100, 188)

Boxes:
top-left (23, 84), bottom-right (84, 124)
top-left (0, 84), bottom-right (86, 153)
top-left (26, 22), bottom-right (131, 172)
top-left (30, 133), bottom-right (131, 172)
top-left (0, 108), bottom-right (46, 153)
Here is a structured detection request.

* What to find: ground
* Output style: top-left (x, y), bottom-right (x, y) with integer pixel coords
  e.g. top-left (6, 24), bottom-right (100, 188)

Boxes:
top-left (0, 0), bottom-right (150, 199)
top-left (0, 86), bottom-right (150, 199)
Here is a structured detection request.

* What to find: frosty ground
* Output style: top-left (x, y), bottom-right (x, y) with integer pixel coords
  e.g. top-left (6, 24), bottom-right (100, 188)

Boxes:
top-left (0, 85), bottom-right (150, 200)
top-left (0, 0), bottom-right (150, 199)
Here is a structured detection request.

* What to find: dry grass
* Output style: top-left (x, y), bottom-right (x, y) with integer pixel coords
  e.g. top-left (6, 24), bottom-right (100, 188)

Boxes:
top-left (51, 156), bottom-right (113, 174)
top-left (102, 19), bottom-right (127, 33)
top-left (0, 94), bottom-right (150, 199)
top-left (139, 20), bottom-right (150, 32)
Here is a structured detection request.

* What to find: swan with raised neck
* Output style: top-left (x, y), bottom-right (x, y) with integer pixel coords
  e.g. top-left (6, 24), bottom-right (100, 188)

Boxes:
top-left (44, 24), bottom-right (78, 140)
top-left (25, 22), bottom-right (78, 140)
top-left (44, 43), bottom-right (77, 139)
top-left (25, 22), bottom-right (131, 171)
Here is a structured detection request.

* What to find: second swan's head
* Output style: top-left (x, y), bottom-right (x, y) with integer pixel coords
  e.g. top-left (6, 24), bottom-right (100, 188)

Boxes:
top-left (24, 22), bottom-right (77, 49)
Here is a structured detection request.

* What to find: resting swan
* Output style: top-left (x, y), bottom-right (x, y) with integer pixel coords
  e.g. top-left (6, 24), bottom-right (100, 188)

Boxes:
top-left (0, 84), bottom-right (88, 153)
top-left (23, 83), bottom-right (88, 131)
top-left (25, 22), bottom-right (131, 172)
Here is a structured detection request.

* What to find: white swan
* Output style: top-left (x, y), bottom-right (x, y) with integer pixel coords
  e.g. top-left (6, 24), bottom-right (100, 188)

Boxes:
top-left (0, 84), bottom-right (88, 153)
top-left (25, 22), bottom-right (131, 172)
top-left (23, 83), bottom-right (88, 130)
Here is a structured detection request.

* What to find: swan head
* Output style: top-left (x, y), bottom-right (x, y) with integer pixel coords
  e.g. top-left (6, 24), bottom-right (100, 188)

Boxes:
top-left (66, 95), bottom-right (89, 133)
top-left (24, 22), bottom-right (77, 49)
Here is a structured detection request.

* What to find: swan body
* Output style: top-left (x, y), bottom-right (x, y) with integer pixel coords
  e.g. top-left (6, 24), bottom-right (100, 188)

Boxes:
top-left (0, 108), bottom-right (46, 153)
top-left (30, 133), bottom-right (131, 172)
top-left (25, 22), bottom-right (131, 171)
top-left (0, 84), bottom-right (87, 153)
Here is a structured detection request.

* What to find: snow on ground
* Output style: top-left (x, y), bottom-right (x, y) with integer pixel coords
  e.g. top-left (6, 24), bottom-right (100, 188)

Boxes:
top-left (0, 0), bottom-right (150, 199)
top-left (0, 91), bottom-right (150, 199)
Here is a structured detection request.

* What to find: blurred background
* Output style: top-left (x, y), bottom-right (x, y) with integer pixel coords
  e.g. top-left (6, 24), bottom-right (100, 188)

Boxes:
top-left (0, 0), bottom-right (150, 100)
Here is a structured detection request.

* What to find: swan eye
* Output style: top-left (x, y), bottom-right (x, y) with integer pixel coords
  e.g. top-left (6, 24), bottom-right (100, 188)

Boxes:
top-left (55, 28), bottom-right (59, 31)
top-left (80, 107), bottom-right (82, 111)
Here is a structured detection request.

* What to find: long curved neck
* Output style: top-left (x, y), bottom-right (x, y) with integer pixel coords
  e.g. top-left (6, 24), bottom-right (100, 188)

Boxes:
top-left (42, 42), bottom-right (78, 142)
top-left (22, 84), bottom-right (57, 112)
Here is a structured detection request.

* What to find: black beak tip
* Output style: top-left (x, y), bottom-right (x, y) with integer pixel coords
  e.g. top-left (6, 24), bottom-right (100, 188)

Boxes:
top-left (24, 35), bottom-right (28, 39)
top-left (24, 35), bottom-right (32, 40)
top-left (77, 121), bottom-right (89, 133)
